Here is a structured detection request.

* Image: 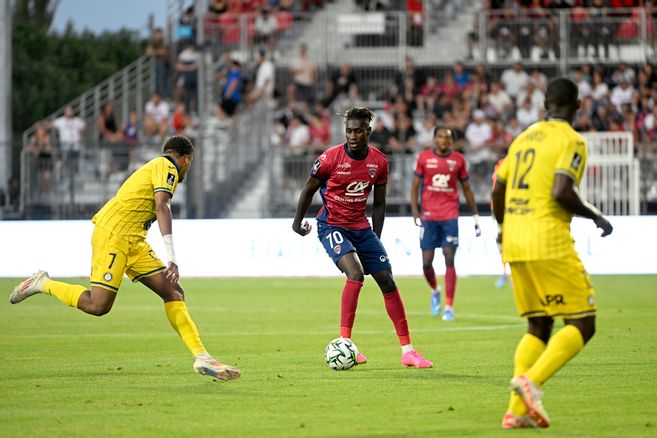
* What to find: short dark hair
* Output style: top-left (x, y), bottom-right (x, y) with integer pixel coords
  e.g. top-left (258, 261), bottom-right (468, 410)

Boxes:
top-left (342, 107), bottom-right (375, 125)
top-left (163, 135), bottom-right (194, 156)
top-left (433, 126), bottom-right (455, 141)
top-left (546, 77), bottom-right (578, 107)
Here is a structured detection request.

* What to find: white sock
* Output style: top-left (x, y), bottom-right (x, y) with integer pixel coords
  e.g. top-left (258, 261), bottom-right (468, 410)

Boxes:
top-left (195, 352), bottom-right (213, 361)
top-left (401, 344), bottom-right (414, 354)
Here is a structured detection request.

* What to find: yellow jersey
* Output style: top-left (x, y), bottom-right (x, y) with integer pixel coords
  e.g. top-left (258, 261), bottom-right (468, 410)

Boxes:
top-left (496, 120), bottom-right (587, 262)
top-left (92, 156), bottom-right (179, 243)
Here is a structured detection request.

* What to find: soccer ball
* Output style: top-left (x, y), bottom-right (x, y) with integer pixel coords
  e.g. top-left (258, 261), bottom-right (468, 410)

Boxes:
top-left (325, 337), bottom-right (358, 371)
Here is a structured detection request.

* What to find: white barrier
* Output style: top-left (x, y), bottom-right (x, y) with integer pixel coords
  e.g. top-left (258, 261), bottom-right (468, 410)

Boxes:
top-left (0, 216), bottom-right (655, 278)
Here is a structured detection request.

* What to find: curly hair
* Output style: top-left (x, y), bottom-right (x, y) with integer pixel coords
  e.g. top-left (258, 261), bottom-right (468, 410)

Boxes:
top-left (341, 107), bottom-right (376, 125)
top-left (162, 135), bottom-right (195, 156)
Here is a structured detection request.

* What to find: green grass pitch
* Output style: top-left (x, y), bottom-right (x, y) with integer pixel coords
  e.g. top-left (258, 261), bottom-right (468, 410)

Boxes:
top-left (1, 275), bottom-right (655, 437)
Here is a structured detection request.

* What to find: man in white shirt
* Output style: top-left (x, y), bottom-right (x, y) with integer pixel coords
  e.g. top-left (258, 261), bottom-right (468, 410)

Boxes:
top-left (516, 82), bottom-right (545, 114)
top-left (573, 69), bottom-right (592, 99)
top-left (145, 93), bottom-right (170, 141)
top-left (249, 49), bottom-right (275, 104)
top-left (465, 109), bottom-right (493, 165)
top-left (610, 80), bottom-right (634, 112)
top-left (488, 82), bottom-right (513, 118)
top-left (290, 42), bottom-right (318, 103)
top-left (254, 7), bottom-right (279, 56)
top-left (51, 106), bottom-right (86, 156)
top-left (500, 63), bottom-right (530, 99)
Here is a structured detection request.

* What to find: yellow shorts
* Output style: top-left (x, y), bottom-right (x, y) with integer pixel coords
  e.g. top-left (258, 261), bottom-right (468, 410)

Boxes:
top-left (90, 226), bottom-right (166, 292)
top-left (510, 251), bottom-right (596, 319)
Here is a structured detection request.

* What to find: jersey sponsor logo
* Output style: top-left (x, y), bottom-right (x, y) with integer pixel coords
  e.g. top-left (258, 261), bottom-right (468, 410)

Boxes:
top-left (345, 181), bottom-right (369, 196)
top-left (337, 162), bottom-right (351, 168)
top-left (104, 272), bottom-right (113, 282)
top-left (432, 173), bottom-right (451, 188)
top-left (588, 295), bottom-right (595, 306)
top-left (366, 163), bottom-right (378, 168)
top-left (447, 159), bottom-right (457, 171)
top-left (369, 169), bottom-right (376, 179)
top-left (543, 294), bottom-right (566, 306)
top-left (333, 244), bottom-right (342, 254)
top-left (312, 159), bottom-right (321, 174)
top-left (167, 172), bottom-right (176, 186)
top-left (336, 171), bottom-right (351, 175)
top-left (571, 152), bottom-right (582, 170)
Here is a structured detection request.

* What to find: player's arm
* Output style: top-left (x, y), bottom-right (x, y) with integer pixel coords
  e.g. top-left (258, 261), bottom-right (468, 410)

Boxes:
top-left (491, 177), bottom-right (506, 244)
top-left (410, 175), bottom-right (422, 227)
top-left (460, 179), bottom-right (481, 237)
top-left (552, 174), bottom-right (613, 237)
top-left (292, 176), bottom-right (322, 236)
top-left (154, 191), bottom-right (179, 283)
top-left (372, 184), bottom-right (387, 239)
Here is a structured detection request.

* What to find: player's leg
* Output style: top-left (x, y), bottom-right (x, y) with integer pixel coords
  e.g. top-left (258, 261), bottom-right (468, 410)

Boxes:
top-left (441, 246), bottom-right (457, 321)
top-left (336, 251), bottom-right (368, 364)
top-left (441, 219), bottom-right (459, 321)
top-left (129, 242), bottom-right (239, 380)
top-left (420, 221), bottom-right (442, 316)
top-left (504, 262), bottom-right (551, 428)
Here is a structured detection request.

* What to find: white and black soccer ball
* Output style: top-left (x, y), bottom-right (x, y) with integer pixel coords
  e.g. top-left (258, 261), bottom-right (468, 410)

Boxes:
top-left (325, 337), bottom-right (358, 371)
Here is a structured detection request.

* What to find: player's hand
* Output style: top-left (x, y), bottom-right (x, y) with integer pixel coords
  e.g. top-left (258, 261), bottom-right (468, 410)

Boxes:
top-left (412, 213), bottom-right (422, 227)
top-left (164, 261), bottom-right (179, 283)
top-left (474, 224), bottom-right (481, 237)
top-left (496, 231), bottom-right (503, 246)
top-left (292, 220), bottom-right (312, 236)
top-left (593, 215), bottom-right (613, 237)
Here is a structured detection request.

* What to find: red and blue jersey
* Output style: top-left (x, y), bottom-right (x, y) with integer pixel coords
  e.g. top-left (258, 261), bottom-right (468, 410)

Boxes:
top-left (311, 143), bottom-right (388, 230)
top-left (414, 149), bottom-right (468, 221)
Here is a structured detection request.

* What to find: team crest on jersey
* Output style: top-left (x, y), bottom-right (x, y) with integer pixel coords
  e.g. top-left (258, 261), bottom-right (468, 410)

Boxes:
top-left (104, 272), bottom-right (113, 282)
top-left (167, 172), bottom-right (176, 186)
top-left (333, 244), bottom-right (341, 254)
top-left (369, 169), bottom-right (376, 179)
top-left (446, 159), bottom-right (457, 171)
top-left (571, 152), bottom-right (582, 170)
top-left (312, 159), bottom-right (321, 175)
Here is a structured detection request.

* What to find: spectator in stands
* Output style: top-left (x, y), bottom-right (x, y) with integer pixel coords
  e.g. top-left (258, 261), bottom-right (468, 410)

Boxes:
top-left (285, 113), bottom-right (311, 156)
top-left (589, 0), bottom-right (613, 59)
top-left (208, 0), bottom-right (228, 15)
top-left (573, 68), bottom-right (593, 99)
top-left (323, 63), bottom-right (357, 107)
top-left (249, 49), bottom-right (275, 105)
top-left (592, 69), bottom-right (610, 102)
top-left (51, 106), bottom-right (85, 161)
top-left (98, 103), bottom-right (123, 144)
top-left (308, 111), bottom-right (331, 154)
top-left (612, 62), bottom-right (636, 85)
top-left (415, 112), bottom-right (438, 150)
top-left (438, 71), bottom-right (463, 100)
top-left (123, 110), bottom-right (139, 146)
top-left (516, 81), bottom-right (545, 114)
top-left (611, 79), bottom-right (634, 112)
top-left (417, 75), bottom-right (440, 115)
top-left (506, 114), bottom-right (523, 139)
top-left (574, 112), bottom-right (596, 132)
top-left (253, 6), bottom-right (279, 58)
top-left (394, 56), bottom-right (424, 99)
top-left (377, 102), bottom-right (396, 131)
top-left (452, 61), bottom-right (470, 88)
top-left (464, 109), bottom-right (493, 172)
top-left (27, 123), bottom-right (53, 196)
top-left (290, 42), bottom-right (318, 103)
top-left (389, 113), bottom-right (417, 154)
top-left (500, 62), bottom-right (530, 99)
top-left (146, 28), bottom-right (171, 98)
top-left (487, 81), bottom-right (513, 119)
top-left (489, 119), bottom-right (512, 155)
top-left (530, 68), bottom-right (548, 92)
top-left (145, 92), bottom-right (170, 142)
top-left (172, 103), bottom-right (194, 135)
top-left (176, 41), bottom-right (199, 113)
top-left (516, 97), bottom-right (540, 129)
top-left (369, 118), bottom-right (392, 153)
top-left (216, 58), bottom-right (243, 123)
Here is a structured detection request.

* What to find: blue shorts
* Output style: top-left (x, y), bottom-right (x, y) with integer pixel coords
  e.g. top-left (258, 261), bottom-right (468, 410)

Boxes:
top-left (420, 219), bottom-right (459, 250)
top-left (317, 223), bottom-right (391, 275)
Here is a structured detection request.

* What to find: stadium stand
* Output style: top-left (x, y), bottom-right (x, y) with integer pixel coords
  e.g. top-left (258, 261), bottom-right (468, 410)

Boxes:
top-left (18, 0), bottom-right (657, 219)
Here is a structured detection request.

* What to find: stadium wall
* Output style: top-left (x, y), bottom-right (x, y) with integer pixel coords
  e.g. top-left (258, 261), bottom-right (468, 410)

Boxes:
top-left (1, 216), bottom-right (655, 278)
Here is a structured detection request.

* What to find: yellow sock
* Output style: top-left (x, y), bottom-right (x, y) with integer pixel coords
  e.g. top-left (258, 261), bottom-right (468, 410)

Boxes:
top-left (526, 324), bottom-right (584, 386)
top-left (508, 333), bottom-right (546, 416)
top-left (164, 301), bottom-right (207, 357)
top-left (43, 280), bottom-right (86, 308)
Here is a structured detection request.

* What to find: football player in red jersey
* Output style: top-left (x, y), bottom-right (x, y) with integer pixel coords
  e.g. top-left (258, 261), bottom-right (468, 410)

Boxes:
top-left (410, 127), bottom-right (481, 320)
top-left (292, 107), bottom-right (432, 368)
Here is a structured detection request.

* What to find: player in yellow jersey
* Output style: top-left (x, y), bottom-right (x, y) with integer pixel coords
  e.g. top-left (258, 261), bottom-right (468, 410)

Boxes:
top-left (491, 78), bottom-right (612, 429)
top-left (10, 135), bottom-right (240, 381)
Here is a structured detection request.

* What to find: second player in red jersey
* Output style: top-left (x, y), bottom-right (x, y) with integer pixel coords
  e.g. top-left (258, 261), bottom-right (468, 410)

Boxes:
top-left (410, 127), bottom-right (480, 320)
top-left (293, 107), bottom-right (432, 369)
